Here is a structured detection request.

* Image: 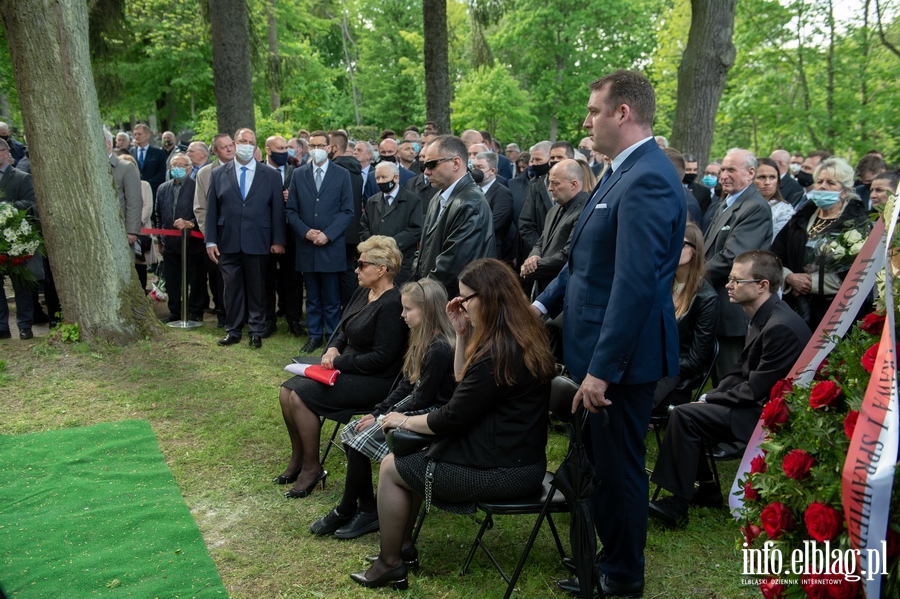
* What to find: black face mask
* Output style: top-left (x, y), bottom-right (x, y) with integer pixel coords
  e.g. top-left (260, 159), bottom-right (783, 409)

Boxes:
top-left (548, 160), bottom-right (561, 170)
top-left (377, 179), bottom-right (396, 194)
top-left (795, 170), bottom-right (814, 188)
top-left (682, 173), bottom-right (697, 186)
top-left (270, 151), bottom-right (288, 167)
top-left (0, 135), bottom-right (9, 142)
top-left (380, 154), bottom-right (396, 163)
top-left (469, 167), bottom-right (484, 184)
top-left (530, 162), bottom-right (551, 177)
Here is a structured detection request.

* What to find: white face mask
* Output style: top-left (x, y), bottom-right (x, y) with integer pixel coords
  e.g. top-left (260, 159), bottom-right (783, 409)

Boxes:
top-left (309, 149), bottom-right (328, 165)
top-left (235, 143), bottom-right (255, 162)
top-left (789, 163), bottom-right (801, 174)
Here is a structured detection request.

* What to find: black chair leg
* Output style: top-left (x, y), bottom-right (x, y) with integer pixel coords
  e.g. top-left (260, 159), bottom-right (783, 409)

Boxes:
top-left (462, 514), bottom-right (494, 575)
top-left (319, 419), bottom-right (343, 466)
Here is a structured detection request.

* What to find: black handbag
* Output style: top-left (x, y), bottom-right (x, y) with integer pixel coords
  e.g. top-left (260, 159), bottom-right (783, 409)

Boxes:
top-left (385, 428), bottom-right (432, 457)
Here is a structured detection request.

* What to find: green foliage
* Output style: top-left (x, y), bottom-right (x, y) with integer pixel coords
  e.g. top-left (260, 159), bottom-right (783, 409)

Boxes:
top-left (57, 322), bottom-right (81, 343)
top-left (451, 64), bottom-right (536, 141)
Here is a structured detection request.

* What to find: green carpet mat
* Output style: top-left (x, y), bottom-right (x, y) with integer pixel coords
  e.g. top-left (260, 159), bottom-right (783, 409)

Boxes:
top-left (0, 420), bottom-right (227, 598)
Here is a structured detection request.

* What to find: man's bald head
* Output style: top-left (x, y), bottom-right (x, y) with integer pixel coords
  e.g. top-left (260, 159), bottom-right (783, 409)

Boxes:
top-left (769, 150), bottom-right (790, 177)
top-left (460, 129), bottom-right (484, 148)
top-left (547, 159), bottom-right (584, 205)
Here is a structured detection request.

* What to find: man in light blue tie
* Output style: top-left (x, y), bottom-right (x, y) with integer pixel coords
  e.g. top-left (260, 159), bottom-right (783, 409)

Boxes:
top-left (205, 128), bottom-right (286, 349)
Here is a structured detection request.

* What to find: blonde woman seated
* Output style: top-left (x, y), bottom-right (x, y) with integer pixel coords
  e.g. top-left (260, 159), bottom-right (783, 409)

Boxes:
top-left (309, 278), bottom-right (456, 539)
top-left (349, 258), bottom-right (557, 590)
top-left (275, 236), bottom-right (408, 498)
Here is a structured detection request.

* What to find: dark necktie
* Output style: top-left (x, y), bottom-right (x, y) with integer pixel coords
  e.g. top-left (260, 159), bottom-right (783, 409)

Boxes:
top-left (138, 147), bottom-right (145, 169)
top-left (315, 167), bottom-right (323, 192)
top-left (240, 166), bottom-right (248, 199)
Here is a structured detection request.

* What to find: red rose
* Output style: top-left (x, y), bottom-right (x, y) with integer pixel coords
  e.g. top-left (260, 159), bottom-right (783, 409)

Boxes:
top-left (770, 377), bottom-right (793, 402)
top-left (809, 380), bottom-right (842, 409)
top-left (825, 574), bottom-right (861, 599)
top-left (815, 359), bottom-right (831, 380)
top-left (887, 526), bottom-right (900, 561)
top-left (860, 312), bottom-right (887, 335)
top-left (742, 523), bottom-right (762, 546)
top-left (744, 480), bottom-right (761, 501)
top-left (758, 577), bottom-right (785, 598)
top-left (762, 396), bottom-right (789, 430)
top-left (843, 410), bottom-right (859, 440)
top-left (862, 343), bottom-right (879, 373)
top-left (760, 502), bottom-right (795, 539)
top-left (801, 573), bottom-right (830, 599)
top-left (783, 449), bottom-right (815, 480)
top-left (803, 502), bottom-right (843, 542)
top-left (750, 453), bottom-right (768, 474)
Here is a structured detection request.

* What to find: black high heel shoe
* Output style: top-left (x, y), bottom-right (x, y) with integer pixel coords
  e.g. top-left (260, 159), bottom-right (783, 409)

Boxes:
top-left (365, 545), bottom-right (419, 570)
top-left (349, 562), bottom-right (408, 590)
top-left (284, 469), bottom-right (327, 498)
top-left (272, 466), bottom-right (302, 485)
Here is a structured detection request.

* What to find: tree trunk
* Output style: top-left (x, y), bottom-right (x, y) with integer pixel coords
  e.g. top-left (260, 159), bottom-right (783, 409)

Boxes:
top-left (670, 0), bottom-right (737, 168)
top-left (266, 0), bottom-right (280, 116)
top-left (0, 0), bottom-right (163, 344)
top-left (208, 0), bottom-right (254, 135)
top-left (423, 0), bottom-right (450, 134)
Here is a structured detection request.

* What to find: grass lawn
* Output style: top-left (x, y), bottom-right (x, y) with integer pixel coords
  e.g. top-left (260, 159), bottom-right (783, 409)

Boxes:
top-left (0, 319), bottom-right (760, 598)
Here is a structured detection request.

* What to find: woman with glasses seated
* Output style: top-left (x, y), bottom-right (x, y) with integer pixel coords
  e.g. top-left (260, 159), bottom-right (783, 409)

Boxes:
top-left (349, 258), bottom-right (557, 590)
top-left (652, 223), bottom-right (719, 416)
top-left (274, 236), bottom-right (408, 498)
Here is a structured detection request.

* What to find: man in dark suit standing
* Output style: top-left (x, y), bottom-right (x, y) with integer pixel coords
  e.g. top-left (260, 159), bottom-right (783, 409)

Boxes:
top-left (205, 128), bottom-right (286, 349)
top-left (359, 161), bottom-right (422, 284)
top-left (0, 138), bottom-right (37, 339)
top-left (130, 124), bottom-right (167, 198)
top-left (471, 151), bottom-right (514, 262)
top-left (649, 250), bottom-right (809, 526)
top-left (519, 141), bottom-right (573, 254)
top-left (520, 159), bottom-right (587, 293)
top-left (703, 148), bottom-right (773, 380)
top-left (536, 71), bottom-right (685, 598)
top-left (264, 134), bottom-right (302, 337)
top-left (415, 135), bottom-right (495, 298)
top-left (770, 150), bottom-right (805, 207)
top-left (404, 139), bottom-right (440, 216)
top-left (328, 130), bottom-right (366, 308)
top-left (286, 130), bottom-right (354, 353)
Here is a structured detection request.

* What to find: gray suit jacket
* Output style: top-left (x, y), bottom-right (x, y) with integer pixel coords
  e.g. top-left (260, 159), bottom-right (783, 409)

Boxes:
top-left (526, 191), bottom-right (587, 286)
top-left (417, 173), bottom-right (496, 298)
top-left (193, 159), bottom-right (226, 234)
top-left (109, 154), bottom-right (143, 235)
top-left (703, 185), bottom-right (773, 337)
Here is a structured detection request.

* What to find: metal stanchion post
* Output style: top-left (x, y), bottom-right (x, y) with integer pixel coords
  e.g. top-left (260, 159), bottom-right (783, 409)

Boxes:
top-left (168, 227), bottom-right (202, 329)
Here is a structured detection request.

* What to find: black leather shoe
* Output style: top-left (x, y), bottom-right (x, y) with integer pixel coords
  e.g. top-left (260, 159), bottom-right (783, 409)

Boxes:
top-left (217, 333), bottom-right (241, 346)
top-left (188, 313), bottom-right (204, 322)
top-left (248, 334), bottom-right (262, 349)
top-left (309, 507), bottom-right (353, 536)
top-left (691, 483), bottom-right (723, 508)
top-left (300, 337), bottom-right (323, 353)
top-left (349, 562), bottom-right (408, 590)
top-left (366, 545), bottom-right (419, 570)
top-left (272, 466), bottom-right (302, 485)
top-left (557, 575), bottom-right (644, 598)
top-left (649, 496), bottom-right (689, 528)
top-left (0, 330), bottom-right (11, 340)
top-left (287, 319), bottom-right (304, 337)
top-left (260, 320), bottom-right (277, 339)
top-left (335, 510), bottom-right (379, 539)
top-left (160, 313), bottom-right (179, 323)
top-left (33, 311), bottom-right (49, 324)
top-left (19, 329), bottom-right (34, 340)
top-left (216, 313), bottom-right (226, 328)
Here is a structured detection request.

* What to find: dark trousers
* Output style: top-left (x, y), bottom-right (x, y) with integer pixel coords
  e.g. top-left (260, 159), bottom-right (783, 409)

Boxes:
top-left (585, 380), bottom-right (655, 584)
top-left (650, 402), bottom-right (740, 500)
top-left (218, 252), bottom-right (267, 337)
top-left (0, 274), bottom-right (34, 332)
top-left (303, 271), bottom-right (341, 339)
top-left (266, 234), bottom-right (302, 322)
top-left (162, 251), bottom-right (206, 317)
top-left (715, 335), bottom-right (745, 383)
top-left (42, 258), bottom-right (61, 319)
top-left (203, 253), bottom-right (225, 313)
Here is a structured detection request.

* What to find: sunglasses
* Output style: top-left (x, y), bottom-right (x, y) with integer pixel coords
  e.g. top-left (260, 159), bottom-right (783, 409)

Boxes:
top-left (422, 156), bottom-right (456, 170)
top-left (356, 260), bottom-right (377, 270)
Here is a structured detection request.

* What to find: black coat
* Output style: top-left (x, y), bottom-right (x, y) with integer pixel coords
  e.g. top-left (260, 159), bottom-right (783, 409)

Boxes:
top-left (332, 155), bottom-right (365, 245)
top-left (359, 187), bottom-right (423, 283)
top-left (371, 337), bottom-right (456, 416)
top-left (155, 178), bottom-right (203, 254)
top-left (675, 278), bottom-right (719, 390)
top-left (328, 285), bottom-right (408, 378)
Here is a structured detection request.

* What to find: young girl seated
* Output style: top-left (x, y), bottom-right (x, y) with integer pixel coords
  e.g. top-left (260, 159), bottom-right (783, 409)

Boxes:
top-left (308, 278), bottom-right (457, 539)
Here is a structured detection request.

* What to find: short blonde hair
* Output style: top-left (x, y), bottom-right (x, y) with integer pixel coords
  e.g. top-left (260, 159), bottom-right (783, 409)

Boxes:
top-left (357, 235), bottom-right (402, 276)
top-left (814, 157), bottom-right (854, 189)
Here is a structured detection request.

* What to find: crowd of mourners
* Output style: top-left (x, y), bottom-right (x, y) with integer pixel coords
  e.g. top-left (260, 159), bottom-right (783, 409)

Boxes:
top-left (1, 76), bottom-right (895, 595)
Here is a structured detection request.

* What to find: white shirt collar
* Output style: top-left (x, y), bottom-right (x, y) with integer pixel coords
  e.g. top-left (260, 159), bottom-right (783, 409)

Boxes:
top-left (312, 160), bottom-right (329, 176)
top-left (609, 136), bottom-right (654, 174)
top-left (480, 178), bottom-right (496, 194)
top-left (440, 175), bottom-right (463, 204)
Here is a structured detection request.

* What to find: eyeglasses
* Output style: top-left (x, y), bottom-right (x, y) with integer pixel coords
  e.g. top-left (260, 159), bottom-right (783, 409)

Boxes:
top-left (309, 143), bottom-right (328, 149)
top-left (683, 241), bottom-right (696, 249)
top-left (726, 277), bottom-right (762, 285)
top-left (423, 156), bottom-right (456, 170)
top-left (459, 292), bottom-right (478, 312)
top-left (356, 260), bottom-right (377, 270)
